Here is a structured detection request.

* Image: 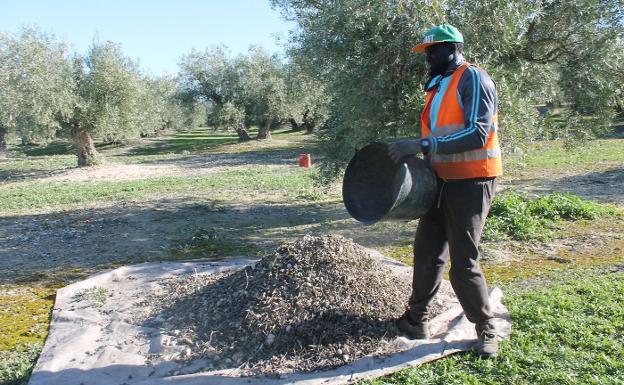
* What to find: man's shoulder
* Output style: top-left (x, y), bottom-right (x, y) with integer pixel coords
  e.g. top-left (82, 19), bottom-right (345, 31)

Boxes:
top-left (458, 64), bottom-right (496, 92)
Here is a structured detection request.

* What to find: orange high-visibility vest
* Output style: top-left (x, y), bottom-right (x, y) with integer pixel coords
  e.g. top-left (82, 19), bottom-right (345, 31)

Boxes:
top-left (421, 63), bottom-right (502, 180)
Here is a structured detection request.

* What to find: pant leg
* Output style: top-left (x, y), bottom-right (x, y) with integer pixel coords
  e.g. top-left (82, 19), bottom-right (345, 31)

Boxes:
top-left (407, 196), bottom-right (449, 323)
top-left (442, 178), bottom-right (496, 325)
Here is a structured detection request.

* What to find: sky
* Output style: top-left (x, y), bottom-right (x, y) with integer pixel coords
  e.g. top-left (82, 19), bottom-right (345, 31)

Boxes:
top-left (0, 0), bottom-right (295, 75)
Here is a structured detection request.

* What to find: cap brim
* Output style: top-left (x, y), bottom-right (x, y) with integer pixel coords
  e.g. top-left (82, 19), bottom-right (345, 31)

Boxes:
top-left (411, 41), bottom-right (441, 53)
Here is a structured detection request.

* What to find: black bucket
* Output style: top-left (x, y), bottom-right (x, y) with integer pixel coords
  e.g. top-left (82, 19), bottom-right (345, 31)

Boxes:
top-left (342, 142), bottom-right (437, 225)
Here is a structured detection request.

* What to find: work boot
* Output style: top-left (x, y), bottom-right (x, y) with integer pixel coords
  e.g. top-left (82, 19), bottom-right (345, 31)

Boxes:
top-left (474, 321), bottom-right (498, 358)
top-left (396, 312), bottom-right (430, 339)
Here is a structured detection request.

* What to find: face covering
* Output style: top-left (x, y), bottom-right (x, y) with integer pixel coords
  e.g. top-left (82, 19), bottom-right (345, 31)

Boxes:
top-left (425, 43), bottom-right (454, 77)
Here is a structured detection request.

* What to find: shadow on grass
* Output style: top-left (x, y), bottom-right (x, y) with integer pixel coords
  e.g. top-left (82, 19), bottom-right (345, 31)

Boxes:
top-left (510, 166), bottom-right (624, 205)
top-left (125, 127), bottom-right (311, 157)
top-left (19, 142), bottom-right (73, 157)
top-left (0, 196), bottom-right (411, 286)
top-left (129, 145), bottom-right (320, 168)
top-left (0, 167), bottom-right (73, 183)
top-left (17, 141), bottom-right (127, 156)
top-left (127, 135), bottom-right (240, 156)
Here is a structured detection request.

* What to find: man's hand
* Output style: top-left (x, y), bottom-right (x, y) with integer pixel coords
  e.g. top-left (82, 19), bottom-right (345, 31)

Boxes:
top-left (388, 140), bottom-right (421, 163)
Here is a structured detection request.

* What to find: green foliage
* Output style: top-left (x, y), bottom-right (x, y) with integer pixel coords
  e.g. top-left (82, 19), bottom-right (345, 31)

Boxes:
top-left (179, 46), bottom-right (245, 130)
top-left (365, 269), bottom-right (624, 385)
top-left (272, 0), bottom-right (624, 181)
top-left (284, 59), bottom-right (331, 132)
top-left (213, 101), bottom-right (246, 131)
top-left (237, 46), bottom-right (289, 126)
top-left (0, 28), bottom-right (194, 162)
top-left (530, 193), bottom-right (605, 221)
top-left (484, 192), bottom-right (616, 240)
top-left (74, 286), bottom-right (109, 307)
top-left (486, 192), bottom-right (547, 240)
top-left (65, 41), bottom-right (143, 141)
top-left (0, 28), bottom-right (74, 145)
top-left (131, 74), bottom-right (188, 139)
top-left (0, 345), bottom-right (41, 385)
top-left (179, 46), bottom-right (308, 138)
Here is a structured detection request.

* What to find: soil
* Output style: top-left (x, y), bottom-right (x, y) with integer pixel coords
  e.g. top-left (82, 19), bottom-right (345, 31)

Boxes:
top-left (1, 142), bottom-right (622, 284)
top-left (500, 165), bottom-right (624, 205)
top-left (133, 235), bottom-right (453, 375)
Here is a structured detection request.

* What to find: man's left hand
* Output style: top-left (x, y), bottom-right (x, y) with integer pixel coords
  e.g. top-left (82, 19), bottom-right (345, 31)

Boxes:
top-left (388, 140), bottom-right (421, 163)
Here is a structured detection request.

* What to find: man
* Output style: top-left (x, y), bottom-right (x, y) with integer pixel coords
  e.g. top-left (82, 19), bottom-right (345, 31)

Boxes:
top-left (388, 24), bottom-right (502, 358)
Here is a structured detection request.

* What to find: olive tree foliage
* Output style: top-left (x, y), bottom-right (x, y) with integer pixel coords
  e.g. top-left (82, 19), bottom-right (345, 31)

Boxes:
top-left (179, 46), bottom-right (249, 140)
top-left (129, 74), bottom-right (188, 141)
top-left (452, 0), bottom-right (624, 144)
top-left (213, 101), bottom-right (249, 139)
top-left (272, 0), bottom-right (624, 182)
top-left (235, 47), bottom-right (290, 140)
top-left (61, 41), bottom-right (144, 166)
top-left (284, 59), bottom-right (331, 133)
top-left (0, 28), bottom-right (73, 153)
top-left (178, 46), bottom-right (292, 140)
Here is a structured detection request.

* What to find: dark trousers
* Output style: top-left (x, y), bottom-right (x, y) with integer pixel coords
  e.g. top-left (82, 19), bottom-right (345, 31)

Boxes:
top-left (408, 177), bottom-right (496, 326)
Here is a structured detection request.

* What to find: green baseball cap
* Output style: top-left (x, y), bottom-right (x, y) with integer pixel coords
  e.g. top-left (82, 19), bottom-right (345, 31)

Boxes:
top-left (411, 24), bottom-right (464, 53)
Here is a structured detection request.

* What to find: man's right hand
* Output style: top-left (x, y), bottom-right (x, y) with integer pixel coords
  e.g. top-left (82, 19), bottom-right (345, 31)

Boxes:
top-left (388, 140), bottom-right (421, 163)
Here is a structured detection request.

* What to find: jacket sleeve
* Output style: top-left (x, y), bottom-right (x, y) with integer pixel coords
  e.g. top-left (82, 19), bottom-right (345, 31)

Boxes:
top-left (429, 66), bottom-right (497, 155)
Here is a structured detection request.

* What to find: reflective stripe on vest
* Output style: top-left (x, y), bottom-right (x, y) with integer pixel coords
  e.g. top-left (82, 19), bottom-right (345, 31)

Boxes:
top-left (432, 147), bottom-right (501, 163)
top-left (421, 63), bottom-right (502, 180)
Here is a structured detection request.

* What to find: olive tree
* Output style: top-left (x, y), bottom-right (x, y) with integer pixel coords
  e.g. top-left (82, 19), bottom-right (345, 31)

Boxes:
top-left (272, 0), bottom-right (624, 181)
top-left (178, 46), bottom-right (251, 140)
top-left (213, 101), bottom-right (250, 140)
top-left (0, 28), bottom-right (73, 154)
top-left (179, 46), bottom-right (294, 141)
top-left (235, 47), bottom-right (290, 140)
top-left (130, 74), bottom-right (188, 140)
top-left (284, 59), bottom-right (331, 133)
top-left (157, 75), bottom-right (190, 133)
top-left (60, 41), bottom-right (143, 166)
top-left (0, 32), bottom-right (13, 153)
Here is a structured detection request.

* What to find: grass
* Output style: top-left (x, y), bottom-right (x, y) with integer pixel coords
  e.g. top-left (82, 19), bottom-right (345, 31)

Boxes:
top-left (364, 268), bottom-right (624, 385)
top-left (0, 287), bottom-right (54, 352)
top-left (0, 155), bottom-right (75, 174)
top-left (504, 139), bottom-right (624, 172)
top-left (128, 130), bottom-right (239, 156)
top-left (382, 192), bottom-right (621, 265)
top-left (118, 126), bottom-right (309, 157)
top-left (19, 142), bottom-right (73, 157)
top-left (0, 167), bottom-right (322, 214)
top-left (0, 345), bottom-right (41, 385)
top-left (484, 192), bottom-right (619, 241)
top-left (73, 286), bottom-right (109, 307)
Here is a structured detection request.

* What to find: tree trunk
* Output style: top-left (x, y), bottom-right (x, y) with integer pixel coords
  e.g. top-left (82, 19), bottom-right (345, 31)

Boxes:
top-left (256, 118), bottom-right (273, 140)
top-left (72, 126), bottom-right (100, 167)
top-left (303, 111), bottom-right (317, 134)
top-left (236, 123), bottom-right (252, 141)
top-left (0, 126), bottom-right (7, 157)
top-left (289, 118), bottom-right (301, 131)
top-left (305, 120), bottom-right (317, 134)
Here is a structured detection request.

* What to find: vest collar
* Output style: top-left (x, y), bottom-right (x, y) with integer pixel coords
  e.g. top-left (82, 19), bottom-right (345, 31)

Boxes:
top-left (425, 54), bottom-right (466, 92)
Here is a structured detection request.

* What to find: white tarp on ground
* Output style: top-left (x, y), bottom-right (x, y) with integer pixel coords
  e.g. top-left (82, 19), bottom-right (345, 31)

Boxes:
top-left (29, 255), bottom-right (511, 385)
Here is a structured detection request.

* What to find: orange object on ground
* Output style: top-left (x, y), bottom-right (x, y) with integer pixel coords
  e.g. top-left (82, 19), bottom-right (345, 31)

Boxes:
top-left (298, 154), bottom-right (312, 167)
